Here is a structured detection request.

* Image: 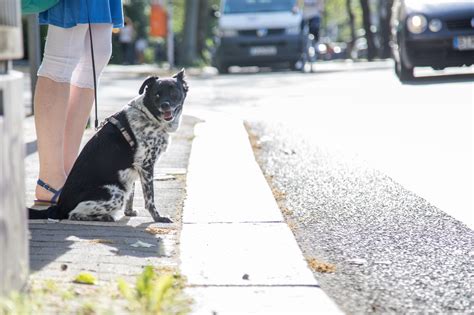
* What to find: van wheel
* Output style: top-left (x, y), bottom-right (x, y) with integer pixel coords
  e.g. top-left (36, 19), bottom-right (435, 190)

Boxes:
top-left (289, 60), bottom-right (300, 71)
top-left (216, 63), bottom-right (229, 74)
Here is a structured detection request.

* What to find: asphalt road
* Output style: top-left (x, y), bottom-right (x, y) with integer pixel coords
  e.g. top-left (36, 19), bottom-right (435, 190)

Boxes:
top-left (186, 64), bottom-right (474, 314)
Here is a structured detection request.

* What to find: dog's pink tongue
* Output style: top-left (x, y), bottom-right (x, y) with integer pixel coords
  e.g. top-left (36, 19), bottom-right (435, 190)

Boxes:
top-left (163, 111), bottom-right (173, 121)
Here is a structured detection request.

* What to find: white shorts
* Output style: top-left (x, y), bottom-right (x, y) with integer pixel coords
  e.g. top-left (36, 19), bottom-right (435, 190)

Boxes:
top-left (37, 24), bottom-right (113, 89)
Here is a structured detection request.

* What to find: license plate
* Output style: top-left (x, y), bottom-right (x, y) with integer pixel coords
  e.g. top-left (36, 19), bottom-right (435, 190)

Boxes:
top-left (453, 35), bottom-right (474, 50)
top-left (249, 46), bottom-right (277, 56)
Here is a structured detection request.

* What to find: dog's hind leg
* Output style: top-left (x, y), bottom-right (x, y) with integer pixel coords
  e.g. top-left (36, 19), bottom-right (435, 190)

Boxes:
top-left (69, 185), bottom-right (125, 221)
top-left (124, 182), bottom-right (137, 216)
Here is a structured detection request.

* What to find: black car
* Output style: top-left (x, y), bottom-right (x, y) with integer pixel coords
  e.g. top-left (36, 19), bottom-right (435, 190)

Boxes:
top-left (390, 0), bottom-right (474, 81)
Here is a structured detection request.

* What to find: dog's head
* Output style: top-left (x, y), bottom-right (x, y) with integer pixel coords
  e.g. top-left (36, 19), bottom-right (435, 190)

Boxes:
top-left (139, 69), bottom-right (188, 123)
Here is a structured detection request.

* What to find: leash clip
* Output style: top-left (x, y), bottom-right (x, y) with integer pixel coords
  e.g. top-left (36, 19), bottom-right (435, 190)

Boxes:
top-left (95, 117), bottom-right (109, 131)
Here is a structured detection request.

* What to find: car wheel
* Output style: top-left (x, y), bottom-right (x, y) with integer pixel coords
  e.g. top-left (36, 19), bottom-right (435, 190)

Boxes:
top-left (395, 59), bottom-right (414, 81)
top-left (395, 52), bottom-right (414, 82)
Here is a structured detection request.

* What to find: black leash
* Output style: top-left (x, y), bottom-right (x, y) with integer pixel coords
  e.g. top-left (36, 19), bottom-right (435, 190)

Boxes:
top-left (85, 0), bottom-right (99, 129)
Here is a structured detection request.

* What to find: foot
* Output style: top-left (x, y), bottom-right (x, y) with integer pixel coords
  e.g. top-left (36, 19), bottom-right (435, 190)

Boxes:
top-left (35, 176), bottom-right (65, 203)
top-left (149, 209), bottom-right (172, 223)
top-left (155, 216), bottom-right (173, 223)
top-left (124, 209), bottom-right (138, 217)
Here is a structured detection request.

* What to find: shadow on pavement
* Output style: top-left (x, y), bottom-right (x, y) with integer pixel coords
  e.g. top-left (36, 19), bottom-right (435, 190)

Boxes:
top-left (404, 72), bottom-right (474, 85)
top-left (29, 220), bottom-right (173, 272)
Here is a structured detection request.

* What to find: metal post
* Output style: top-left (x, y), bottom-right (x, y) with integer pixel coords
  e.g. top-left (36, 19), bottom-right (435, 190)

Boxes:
top-left (166, 0), bottom-right (174, 69)
top-left (182, 0), bottom-right (199, 65)
top-left (26, 14), bottom-right (41, 115)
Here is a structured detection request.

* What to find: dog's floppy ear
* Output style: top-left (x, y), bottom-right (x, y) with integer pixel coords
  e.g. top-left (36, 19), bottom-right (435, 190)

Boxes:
top-left (173, 68), bottom-right (188, 93)
top-left (139, 76), bottom-right (158, 95)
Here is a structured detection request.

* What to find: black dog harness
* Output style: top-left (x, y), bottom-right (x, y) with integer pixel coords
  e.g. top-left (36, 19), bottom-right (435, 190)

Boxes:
top-left (98, 115), bottom-right (136, 149)
top-left (108, 117), bottom-right (136, 149)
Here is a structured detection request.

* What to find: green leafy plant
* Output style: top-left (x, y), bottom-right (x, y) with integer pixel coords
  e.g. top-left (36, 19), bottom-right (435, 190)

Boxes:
top-left (0, 291), bottom-right (41, 315)
top-left (118, 266), bottom-right (190, 315)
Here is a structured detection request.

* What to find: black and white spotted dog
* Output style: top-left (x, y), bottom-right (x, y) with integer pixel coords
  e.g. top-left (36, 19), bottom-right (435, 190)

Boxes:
top-left (29, 70), bottom-right (188, 222)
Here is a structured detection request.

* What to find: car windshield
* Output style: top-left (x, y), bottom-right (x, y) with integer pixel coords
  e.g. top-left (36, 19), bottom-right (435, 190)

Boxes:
top-left (223, 0), bottom-right (295, 14)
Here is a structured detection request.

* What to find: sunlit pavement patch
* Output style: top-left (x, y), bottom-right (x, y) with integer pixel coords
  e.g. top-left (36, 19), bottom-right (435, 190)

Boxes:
top-left (180, 114), bottom-right (341, 313)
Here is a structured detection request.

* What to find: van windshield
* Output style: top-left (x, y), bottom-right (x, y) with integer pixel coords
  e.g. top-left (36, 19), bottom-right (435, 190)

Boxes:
top-left (223, 0), bottom-right (295, 14)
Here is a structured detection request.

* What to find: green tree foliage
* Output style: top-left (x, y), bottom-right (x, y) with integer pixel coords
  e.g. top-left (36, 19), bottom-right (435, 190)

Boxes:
top-left (172, 0), bottom-right (186, 35)
top-left (323, 0), bottom-right (363, 42)
top-left (124, 0), bottom-right (149, 38)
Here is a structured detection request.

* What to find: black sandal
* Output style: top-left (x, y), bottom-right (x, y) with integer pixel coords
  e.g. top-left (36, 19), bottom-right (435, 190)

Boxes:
top-left (31, 179), bottom-right (62, 209)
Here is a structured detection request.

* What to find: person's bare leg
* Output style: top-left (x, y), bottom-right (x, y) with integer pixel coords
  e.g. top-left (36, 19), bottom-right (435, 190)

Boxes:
top-left (34, 76), bottom-right (69, 201)
top-left (63, 85), bottom-right (95, 175)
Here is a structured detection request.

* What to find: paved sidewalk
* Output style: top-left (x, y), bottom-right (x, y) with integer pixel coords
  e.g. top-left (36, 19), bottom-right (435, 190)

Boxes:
top-left (23, 70), bottom-right (199, 312)
top-left (26, 114), bottom-right (197, 283)
top-left (180, 113), bottom-right (341, 314)
top-left (21, 66), bottom-right (342, 313)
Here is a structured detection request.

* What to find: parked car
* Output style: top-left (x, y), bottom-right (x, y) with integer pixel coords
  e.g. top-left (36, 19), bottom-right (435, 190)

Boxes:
top-left (390, 0), bottom-right (474, 81)
top-left (212, 0), bottom-right (305, 73)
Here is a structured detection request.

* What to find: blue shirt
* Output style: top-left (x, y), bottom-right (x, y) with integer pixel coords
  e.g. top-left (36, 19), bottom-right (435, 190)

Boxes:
top-left (39, 0), bottom-right (124, 28)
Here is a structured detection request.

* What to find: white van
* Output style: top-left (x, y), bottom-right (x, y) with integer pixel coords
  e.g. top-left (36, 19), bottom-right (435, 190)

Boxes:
top-left (213, 0), bottom-right (304, 73)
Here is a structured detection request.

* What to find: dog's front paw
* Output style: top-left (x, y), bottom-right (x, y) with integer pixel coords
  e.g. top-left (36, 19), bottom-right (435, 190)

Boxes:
top-left (149, 208), bottom-right (172, 223)
top-left (124, 209), bottom-right (138, 217)
top-left (155, 216), bottom-right (173, 223)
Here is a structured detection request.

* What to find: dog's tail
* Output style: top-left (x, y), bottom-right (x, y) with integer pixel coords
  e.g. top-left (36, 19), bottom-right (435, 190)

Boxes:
top-left (28, 205), bottom-right (61, 220)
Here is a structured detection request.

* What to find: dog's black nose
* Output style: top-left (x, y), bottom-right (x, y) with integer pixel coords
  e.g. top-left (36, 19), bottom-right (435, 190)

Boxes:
top-left (160, 102), bottom-right (171, 111)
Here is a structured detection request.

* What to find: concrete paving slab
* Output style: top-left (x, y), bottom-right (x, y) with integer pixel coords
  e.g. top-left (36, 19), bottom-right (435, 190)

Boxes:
top-left (187, 287), bottom-right (342, 314)
top-left (183, 118), bottom-right (283, 223)
top-left (180, 223), bottom-right (317, 286)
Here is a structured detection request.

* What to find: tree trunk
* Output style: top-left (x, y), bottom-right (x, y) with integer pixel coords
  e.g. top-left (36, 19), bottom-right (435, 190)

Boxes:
top-left (181, 0), bottom-right (199, 65)
top-left (360, 0), bottom-right (376, 61)
top-left (346, 0), bottom-right (356, 59)
top-left (378, 0), bottom-right (393, 59)
top-left (197, 0), bottom-right (209, 59)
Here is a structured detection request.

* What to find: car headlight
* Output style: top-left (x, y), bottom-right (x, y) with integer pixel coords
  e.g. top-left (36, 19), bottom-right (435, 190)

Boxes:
top-left (428, 18), bottom-right (442, 32)
top-left (219, 29), bottom-right (238, 37)
top-left (286, 26), bottom-right (300, 35)
top-left (407, 14), bottom-right (427, 34)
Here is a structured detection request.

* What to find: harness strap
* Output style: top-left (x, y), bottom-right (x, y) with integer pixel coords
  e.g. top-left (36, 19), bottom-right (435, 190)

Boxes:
top-left (107, 116), bottom-right (136, 149)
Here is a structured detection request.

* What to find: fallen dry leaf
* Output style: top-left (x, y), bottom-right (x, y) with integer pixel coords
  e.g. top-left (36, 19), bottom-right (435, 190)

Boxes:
top-left (307, 257), bottom-right (336, 273)
top-left (245, 124), bottom-right (262, 151)
top-left (145, 226), bottom-right (175, 235)
top-left (281, 207), bottom-right (293, 216)
top-left (271, 187), bottom-right (286, 202)
top-left (154, 266), bottom-right (177, 274)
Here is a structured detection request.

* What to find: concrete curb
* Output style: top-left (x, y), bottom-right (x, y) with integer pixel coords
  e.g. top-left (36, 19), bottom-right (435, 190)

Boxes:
top-left (180, 113), bottom-right (342, 314)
